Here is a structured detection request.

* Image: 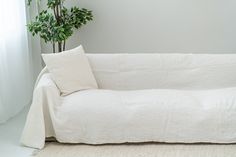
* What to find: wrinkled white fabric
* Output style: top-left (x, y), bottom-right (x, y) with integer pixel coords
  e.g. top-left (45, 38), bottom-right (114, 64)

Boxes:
top-left (56, 87), bottom-right (236, 144)
top-left (88, 53), bottom-right (236, 90)
top-left (21, 54), bottom-right (236, 149)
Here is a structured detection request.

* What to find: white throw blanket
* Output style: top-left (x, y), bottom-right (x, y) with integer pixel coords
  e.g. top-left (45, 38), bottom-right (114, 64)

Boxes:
top-left (21, 70), bottom-right (236, 149)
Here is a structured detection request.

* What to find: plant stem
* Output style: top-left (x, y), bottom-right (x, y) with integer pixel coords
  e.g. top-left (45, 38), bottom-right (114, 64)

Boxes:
top-left (58, 42), bottom-right (62, 52)
top-left (60, 0), bottom-right (62, 13)
top-left (63, 40), bottom-right (66, 51)
top-left (56, 5), bottom-right (60, 23)
top-left (53, 8), bottom-right (57, 19)
top-left (53, 42), bottom-right (55, 53)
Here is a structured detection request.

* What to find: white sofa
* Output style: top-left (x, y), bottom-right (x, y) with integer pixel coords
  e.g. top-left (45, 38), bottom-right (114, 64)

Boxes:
top-left (21, 53), bottom-right (236, 149)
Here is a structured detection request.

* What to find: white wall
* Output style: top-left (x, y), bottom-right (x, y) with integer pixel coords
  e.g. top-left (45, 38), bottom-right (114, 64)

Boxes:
top-left (41, 0), bottom-right (236, 54)
top-left (27, 1), bottom-right (43, 79)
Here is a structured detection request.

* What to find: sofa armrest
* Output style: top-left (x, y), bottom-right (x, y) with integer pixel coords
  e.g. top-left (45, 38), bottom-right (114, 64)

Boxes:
top-left (36, 73), bottom-right (60, 96)
top-left (21, 73), bottom-right (61, 149)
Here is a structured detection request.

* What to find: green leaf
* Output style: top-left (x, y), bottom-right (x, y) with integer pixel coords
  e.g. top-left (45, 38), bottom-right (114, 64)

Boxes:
top-left (27, 0), bottom-right (93, 52)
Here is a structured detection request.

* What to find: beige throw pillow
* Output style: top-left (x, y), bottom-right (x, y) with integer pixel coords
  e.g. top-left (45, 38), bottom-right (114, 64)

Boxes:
top-left (42, 45), bottom-right (98, 96)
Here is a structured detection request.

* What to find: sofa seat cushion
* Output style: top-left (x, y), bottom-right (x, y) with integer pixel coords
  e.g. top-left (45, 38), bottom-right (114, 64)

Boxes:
top-left (53, 88), bottom-right (236, 144)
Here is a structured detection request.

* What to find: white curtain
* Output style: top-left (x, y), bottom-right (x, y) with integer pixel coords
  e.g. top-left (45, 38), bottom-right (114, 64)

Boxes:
top-left (0, 1), bottom-right (35, 123)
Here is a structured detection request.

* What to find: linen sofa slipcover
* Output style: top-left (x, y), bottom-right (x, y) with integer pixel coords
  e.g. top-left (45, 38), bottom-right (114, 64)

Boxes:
top-left (21, 54), bottom-right (236, 149)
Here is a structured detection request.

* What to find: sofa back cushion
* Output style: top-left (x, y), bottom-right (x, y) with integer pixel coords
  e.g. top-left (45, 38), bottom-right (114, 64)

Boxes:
top-left (87, 53), bottom-right (236, 90)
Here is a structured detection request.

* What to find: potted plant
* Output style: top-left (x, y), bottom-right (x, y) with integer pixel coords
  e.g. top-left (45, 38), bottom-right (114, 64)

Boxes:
top-left (27, 0), bottom-right (93, 53)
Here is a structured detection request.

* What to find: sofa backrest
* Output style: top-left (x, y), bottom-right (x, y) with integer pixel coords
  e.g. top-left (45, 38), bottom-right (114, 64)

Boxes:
top-left (87, 54), bottom-right (236, 90)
